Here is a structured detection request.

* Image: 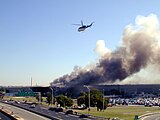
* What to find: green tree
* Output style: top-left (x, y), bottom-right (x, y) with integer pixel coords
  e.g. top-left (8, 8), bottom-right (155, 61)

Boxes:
top-left (96, 98), bottom-right (108, 111)
top-left (35, 93), bottom-right (42, 103)
top-left (78, 88), bottom-right (108, 111)
top-left (79, 92), bottom-right (86, 96)
top-left (0, 87), bottom-right (5, 99)
top-left (77, 95), bottom-right (85, 106)
top-left (46, 92), bottom-right (52, 105)
top-left (65, 97), bottom-right (73, 107)
top-left (0, 87), bottom-right (5, 92)
top-left (56, 95), bottom-right (73, 107)
top-left (91, 89), bottom-right (103, 107)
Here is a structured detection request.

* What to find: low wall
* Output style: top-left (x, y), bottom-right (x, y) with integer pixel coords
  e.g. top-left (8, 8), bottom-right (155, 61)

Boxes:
top-left (0, 108), bottom-right (22, 120)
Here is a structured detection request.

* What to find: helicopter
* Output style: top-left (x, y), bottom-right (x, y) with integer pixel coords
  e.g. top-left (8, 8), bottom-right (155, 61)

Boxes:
top-left (73, 21), bottom-right (94, 32)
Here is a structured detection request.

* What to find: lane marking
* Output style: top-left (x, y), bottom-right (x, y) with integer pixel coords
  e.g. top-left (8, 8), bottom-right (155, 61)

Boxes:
top-left (155, 117), bottom-right (160, 120)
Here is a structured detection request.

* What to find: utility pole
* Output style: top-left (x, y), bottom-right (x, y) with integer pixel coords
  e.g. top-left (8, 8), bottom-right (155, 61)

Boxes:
top-left (38, 92), bottom-right (41, 104)
top-left (49, 87), bottom-right (53, 106)
top-left (103, 89), bottom-right (104, 111)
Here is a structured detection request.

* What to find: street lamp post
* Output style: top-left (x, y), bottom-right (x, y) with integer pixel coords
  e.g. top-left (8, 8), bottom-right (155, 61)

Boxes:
top-left (49, 87), bottom-right (53, 106)
top-left (158, 89), bottom-right (160, 105)
top-left (84, 85), bottom-right (90, 110)
top-left (39, 92), bottom-right (41, 104)
top-left (103, 89), bottom-right (104, 111)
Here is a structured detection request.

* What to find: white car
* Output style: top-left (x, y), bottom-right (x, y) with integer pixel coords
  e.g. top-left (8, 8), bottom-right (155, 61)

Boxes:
top-left (30, 104), bottom-right (36, 108)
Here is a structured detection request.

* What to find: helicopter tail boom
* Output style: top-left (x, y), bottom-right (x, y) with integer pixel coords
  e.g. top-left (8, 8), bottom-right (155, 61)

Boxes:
top-left (87, 22), bottom-right (94, 28)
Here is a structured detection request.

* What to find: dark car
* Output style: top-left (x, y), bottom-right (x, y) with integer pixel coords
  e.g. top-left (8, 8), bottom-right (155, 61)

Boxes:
top-left (79, 114), bottom-right (89, 118)
top-left (48, 107), bottom-right (57, 111)
top-left (65, 110), bottom-right (73, 114)
top-left (145, 103), bottom-right (152, 107)
top-left (55, 108), bottom-right (63, 112)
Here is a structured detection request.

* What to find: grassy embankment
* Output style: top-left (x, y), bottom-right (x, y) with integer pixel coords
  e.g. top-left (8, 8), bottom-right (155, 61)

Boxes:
top-left (74, 106), bottom-right (160, 120)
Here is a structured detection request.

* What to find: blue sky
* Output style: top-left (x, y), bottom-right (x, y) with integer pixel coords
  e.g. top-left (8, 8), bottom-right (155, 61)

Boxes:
top-left (0, 0), bottom-right (160, 86)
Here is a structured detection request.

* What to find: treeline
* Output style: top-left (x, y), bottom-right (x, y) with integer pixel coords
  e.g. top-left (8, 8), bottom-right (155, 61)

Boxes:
top-left (46, 88), bottom-right (108, 111)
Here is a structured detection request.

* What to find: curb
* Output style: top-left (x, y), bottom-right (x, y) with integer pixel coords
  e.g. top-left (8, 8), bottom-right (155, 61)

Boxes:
top-left (138, 112), bottom-right (160, 119)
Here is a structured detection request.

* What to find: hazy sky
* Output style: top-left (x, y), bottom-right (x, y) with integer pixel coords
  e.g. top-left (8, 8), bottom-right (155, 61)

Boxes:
top-left (0, 0), bottom-right (160, 86)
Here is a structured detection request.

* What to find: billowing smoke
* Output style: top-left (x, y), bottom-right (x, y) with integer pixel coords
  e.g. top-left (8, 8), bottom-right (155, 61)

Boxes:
top-left (94, 40), bottom-right (111, 57)
top-left (51, 14), bottom-right (160, 90)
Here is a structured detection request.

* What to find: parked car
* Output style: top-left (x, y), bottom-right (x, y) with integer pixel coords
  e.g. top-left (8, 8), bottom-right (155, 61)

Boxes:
top-left (145, 103), bottom-right (153, 107)
top-left (48, 107), bottom-right (57, 111)
top-left (15, 101), bottom-right (21, 104)
top-left (112, 117), bottom-right (120, 120)
top-left (9, 101), bottom-right (15, 105)
top-left (107, 103), bottom-right (113, 107)
top-left (65, 110), bottom-right (73, 114)
top-left (30, 104), bottom-right (36, 108)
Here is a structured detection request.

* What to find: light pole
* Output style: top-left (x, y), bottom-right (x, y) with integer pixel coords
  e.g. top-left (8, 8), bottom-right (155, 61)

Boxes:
top-left (39, 92), bottom-right (41, 104)
top-left (103, 89), bottom-right (104, 111)
top-left (84, 85), bottom-right (90, 110)
top-left (49, 87), bottom-right (53, 106)
top-left (158, 89), bottom-right (160, 105)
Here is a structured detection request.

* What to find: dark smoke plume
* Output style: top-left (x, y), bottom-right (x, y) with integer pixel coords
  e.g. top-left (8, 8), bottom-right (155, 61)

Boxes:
top-left (51, 14), bottom-right (160, 89)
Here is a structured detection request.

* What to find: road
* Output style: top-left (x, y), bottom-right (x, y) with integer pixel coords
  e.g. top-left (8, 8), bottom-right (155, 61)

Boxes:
top-left (0, 111), bottom-right (12, 120)
top-left (0, 102), bottom-right (51, 120)
top-left (140, 113), bottom-right (160, 120)
top-left (0, 101), bottom-right (95, 120)
top-left (14, 103), bottom-right (82, 120)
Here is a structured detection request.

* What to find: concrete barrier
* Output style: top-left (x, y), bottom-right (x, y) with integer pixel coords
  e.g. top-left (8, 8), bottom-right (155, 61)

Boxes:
top-left (5, 103), bottom-right (60, 120)
top-left (0, 108), bottom-right (23, 120)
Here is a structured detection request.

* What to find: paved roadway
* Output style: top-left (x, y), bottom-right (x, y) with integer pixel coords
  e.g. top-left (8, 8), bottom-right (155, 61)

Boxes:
top-left (0, 102), bottom-right (51, 120)
top-left (0, 101), bottom-right (95, 120)
top-left (140, 114), bottom-right (160, 120)
top-left (0, 111), bottom-right (12, 120)
top-left (14, 104), bottom-right (82, 120)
